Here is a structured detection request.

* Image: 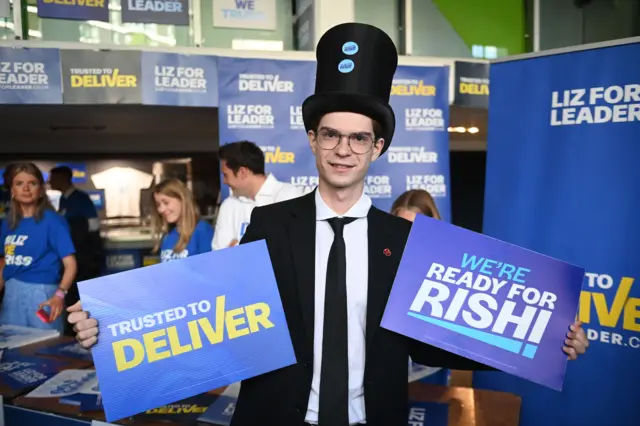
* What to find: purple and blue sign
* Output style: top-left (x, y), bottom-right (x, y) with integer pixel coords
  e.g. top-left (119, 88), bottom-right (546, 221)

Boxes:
top-left (141, 52), bottom-right (218, 107)
top-left (381, 214), bottom-right (584, 391)
top-left (78, 240), bottom-right (296, 422)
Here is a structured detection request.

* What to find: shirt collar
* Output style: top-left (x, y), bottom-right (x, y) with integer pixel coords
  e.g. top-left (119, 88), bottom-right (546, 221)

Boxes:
top-left (237, 174), bottom-right (279, 203)
top-left (315, 188), bottom-right (371, 221)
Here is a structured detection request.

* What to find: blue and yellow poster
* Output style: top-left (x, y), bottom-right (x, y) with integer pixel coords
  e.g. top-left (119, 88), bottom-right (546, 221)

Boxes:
top-left (79, 240), bottom-right (296, 421)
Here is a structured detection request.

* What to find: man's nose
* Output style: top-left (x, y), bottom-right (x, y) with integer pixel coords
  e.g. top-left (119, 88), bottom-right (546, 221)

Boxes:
top-left (335, 137), bottom-right (352, 156)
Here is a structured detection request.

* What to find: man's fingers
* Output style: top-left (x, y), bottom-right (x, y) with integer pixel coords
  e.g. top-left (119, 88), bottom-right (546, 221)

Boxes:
top-left (67, 301), bottom-right (83, 313)
top-left (68, 310), bottom-right (89, 325)
top-left (74, 318), bottom-right (97, 332)
top-left (76, 325), bottom-right (98, 342)
top-left (77, 335), bottom-right (97, 349)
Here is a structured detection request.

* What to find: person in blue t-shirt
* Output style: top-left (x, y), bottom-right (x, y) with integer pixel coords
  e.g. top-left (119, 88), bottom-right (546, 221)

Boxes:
top-left (151, 178), bottom-right (213, 263)
top-left (0, 163), bottom-right (77, 332)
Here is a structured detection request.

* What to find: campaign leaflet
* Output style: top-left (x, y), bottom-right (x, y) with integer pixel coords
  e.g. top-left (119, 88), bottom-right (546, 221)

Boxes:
top-left (381, 215), bottom-right (584, 391)
top-left (0, 353), bottom-right (68, 392)
top-left (78, 240), bottom-right (296, 422)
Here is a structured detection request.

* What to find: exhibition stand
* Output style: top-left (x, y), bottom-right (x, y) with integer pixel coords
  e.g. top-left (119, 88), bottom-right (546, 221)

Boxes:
top-left (475, 37), bottom-right (640, 426)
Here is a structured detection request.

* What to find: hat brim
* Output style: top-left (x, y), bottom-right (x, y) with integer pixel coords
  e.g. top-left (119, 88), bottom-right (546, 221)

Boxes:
top-left (302, 92), bottom-right (395, 156)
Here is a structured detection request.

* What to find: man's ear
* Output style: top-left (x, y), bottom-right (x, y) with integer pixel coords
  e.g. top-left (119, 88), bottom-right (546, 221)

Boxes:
top-left (371, 138), bottom-right (384, 161)
top-left (308, 130), bottom-right (318, 156)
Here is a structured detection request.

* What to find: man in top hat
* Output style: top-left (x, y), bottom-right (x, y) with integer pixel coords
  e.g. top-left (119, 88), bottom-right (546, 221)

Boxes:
top-left (68, 23), bottom-right (588, 426)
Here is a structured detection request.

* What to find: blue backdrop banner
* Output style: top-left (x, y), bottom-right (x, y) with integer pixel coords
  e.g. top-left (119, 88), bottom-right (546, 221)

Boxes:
top-left (371, 66), bottom-right (451, 218)
top-left (0, 48), bottom-right (63, 104)
top-left (37, 0), bottom-right (109, 22)
top-left (216, 57), bottom-right (316, 200)
top-left (142, 52), bottom-right (218, 107)
top-left (121, 0), bottom-right (189, 25)
top-left (474, 42), bottom-right (640, 426)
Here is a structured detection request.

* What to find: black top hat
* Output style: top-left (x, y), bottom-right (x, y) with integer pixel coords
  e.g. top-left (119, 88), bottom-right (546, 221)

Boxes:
top-left (302, 23), bottom-right (398, 156)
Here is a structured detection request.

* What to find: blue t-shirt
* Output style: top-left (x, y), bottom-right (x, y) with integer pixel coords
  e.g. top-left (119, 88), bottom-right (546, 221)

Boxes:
top-left (1, 209), bottom-right (76, 284)
top-left (160, 220), bottom-right (214, 263)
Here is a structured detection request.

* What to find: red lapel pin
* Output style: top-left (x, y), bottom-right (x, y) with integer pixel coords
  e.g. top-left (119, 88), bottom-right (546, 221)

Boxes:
top-left (383, 248), bottom-right (391, 257)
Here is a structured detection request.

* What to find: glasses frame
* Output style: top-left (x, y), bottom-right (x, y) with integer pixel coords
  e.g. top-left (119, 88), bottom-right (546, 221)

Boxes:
top-left (311, 127), bottom-right (380, 155)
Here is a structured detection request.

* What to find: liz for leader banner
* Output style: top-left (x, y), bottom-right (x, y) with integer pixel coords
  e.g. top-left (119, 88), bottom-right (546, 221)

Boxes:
top-left (216, 57), bottom-right (316, 200)
top-left (371, 65), bottom-right (451, 218)
top-left (474, 42), bottom-right (640, 426)
top-left (0, 48), bottom-right (62, 104)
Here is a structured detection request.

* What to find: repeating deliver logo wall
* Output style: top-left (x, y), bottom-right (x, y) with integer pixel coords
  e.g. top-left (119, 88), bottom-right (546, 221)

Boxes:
top-left (141, 52), bottom-right (218, 107)
top-left (0, 48), bottom-right (62, 104)
top-left (61, 50), bottom-right (142, 104)
top-left (217, 57), bottom-right (316, 200)
top-left (121, 0), bottom-right (189, 25)
top-left (381, 215), bottom-right (584, 391)
top-left (368, 65), bottom-right (450, 216)
top-left (37, 0), bottom-right (109, 22)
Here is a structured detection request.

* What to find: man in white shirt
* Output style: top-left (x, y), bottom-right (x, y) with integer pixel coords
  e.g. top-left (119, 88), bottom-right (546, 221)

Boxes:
top-left (212, 140), bottom-right (304, 250)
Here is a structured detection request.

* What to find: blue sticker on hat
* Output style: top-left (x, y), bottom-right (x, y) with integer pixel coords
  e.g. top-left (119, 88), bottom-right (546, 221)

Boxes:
top-left (342, 41), bottom-right (359, 55)
top-left (338, 59), bottom-right (355, 73)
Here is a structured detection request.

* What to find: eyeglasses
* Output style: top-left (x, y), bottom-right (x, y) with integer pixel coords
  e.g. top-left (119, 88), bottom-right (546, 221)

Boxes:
top-left (313, 128), bottom-right (376, 154)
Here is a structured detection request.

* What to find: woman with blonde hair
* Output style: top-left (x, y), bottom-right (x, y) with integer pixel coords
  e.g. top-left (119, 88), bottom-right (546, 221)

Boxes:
top-left (151, 178), bottom-right (214, 262)
top-left (391, 189), bottom-right (442, 222)
top-left (0, 163), bottom-right (77, 331)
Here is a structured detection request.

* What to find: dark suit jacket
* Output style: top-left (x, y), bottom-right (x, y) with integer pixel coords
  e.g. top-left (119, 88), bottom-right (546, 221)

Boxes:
top-left (234, 191), bottom-right (490, 426)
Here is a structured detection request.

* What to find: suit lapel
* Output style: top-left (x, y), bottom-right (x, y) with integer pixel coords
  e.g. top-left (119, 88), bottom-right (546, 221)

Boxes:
top-left (288, 191), bottom-right (317, 351)
top-left (366, 207), bottom-right (397, 353)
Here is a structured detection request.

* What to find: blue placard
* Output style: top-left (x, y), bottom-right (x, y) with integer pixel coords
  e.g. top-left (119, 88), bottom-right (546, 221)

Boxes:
top-left (141, 52), bottom-right (218, 107)
top-left (78, 240), bottom-right (296, 422)
top-left (37, 0), bottom-right (109, 21)
top-left (474, 42), bottom-right (640, 425)
top-left (382, 215), bottom-right (584, 391)
top-left (0, 48), bottom-right (63, 105)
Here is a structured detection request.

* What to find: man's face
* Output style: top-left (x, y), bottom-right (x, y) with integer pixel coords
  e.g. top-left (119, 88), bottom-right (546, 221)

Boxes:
top-left (221, 160), bottom-right (248, 197)
top-left (48, 172), bottom-right (64, 192)
top-left (308, 112), bottom-right (384, 191)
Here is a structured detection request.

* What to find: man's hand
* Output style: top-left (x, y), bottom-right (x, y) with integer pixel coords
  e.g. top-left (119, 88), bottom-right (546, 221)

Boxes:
top-left (67, 301), bottom-right (99, 349)
top-left (563, 321), bottom-right (589, 360)
top-left (228, 239), bottom-right (239, 247)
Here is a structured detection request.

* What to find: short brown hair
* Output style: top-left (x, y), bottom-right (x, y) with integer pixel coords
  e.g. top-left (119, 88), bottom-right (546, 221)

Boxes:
top-left (391, 189), bottom-right (441, 220)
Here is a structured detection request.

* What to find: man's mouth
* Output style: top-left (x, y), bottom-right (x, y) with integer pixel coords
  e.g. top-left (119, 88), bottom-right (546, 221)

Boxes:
top-left (329, 162), bottom-right (354, 171)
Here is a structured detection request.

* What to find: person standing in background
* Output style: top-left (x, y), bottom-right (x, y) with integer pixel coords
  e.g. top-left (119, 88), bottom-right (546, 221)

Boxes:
top-left (391, 189), bottom-right (441, 221)
top-left (212, 140), bottom-right (303, 250)
top-left (0, 163), bottom-right (77, 332)
top-left (152, 178), bottom-right (214, 262)
top-left (49, 166), bottom-right (104, 329)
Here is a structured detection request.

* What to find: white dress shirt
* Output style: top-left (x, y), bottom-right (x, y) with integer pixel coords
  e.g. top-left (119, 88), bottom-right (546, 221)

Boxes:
top-left (212, 174), bottom-right (304, 250)
top-left (305, 190), bottom-right (372, 425)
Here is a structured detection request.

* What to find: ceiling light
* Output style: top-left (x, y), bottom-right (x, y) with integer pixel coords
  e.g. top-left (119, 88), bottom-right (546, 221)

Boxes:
top-left (468, 127), bottom-right (479, 134)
